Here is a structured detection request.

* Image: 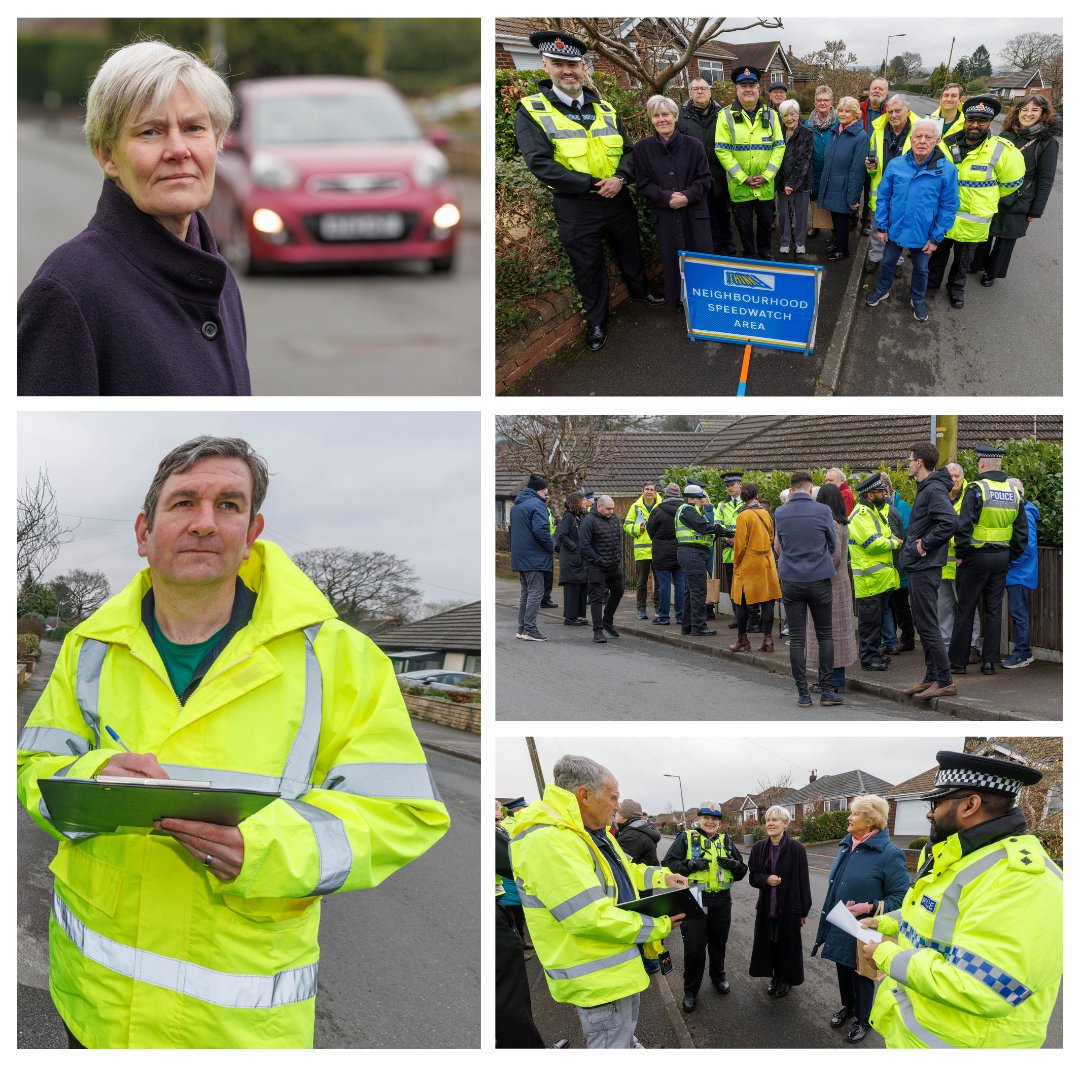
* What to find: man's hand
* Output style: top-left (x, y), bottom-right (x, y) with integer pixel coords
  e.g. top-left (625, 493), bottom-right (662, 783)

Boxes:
top-left (669, 912), bottom-right (687, 928)
top-left (665, 873), bottom-right (690, 889)
top-left (922, 240), bottom-right (938, 254)
top-left (767, 874), bottom-right (782, 887)
top-left (915, 538), bottom-right (926, 557)
top-left (785, 185), bottom-right (793, 195)
top-left (876, 230), bottom-right (888, 244)
top-left (861, 939), bottom-right (885, 968)
top-left (99, 753), bottom-right (170, 779)
top-left (746, 175), bottom-right (765, 188)
top-left (157, 818), bottom-right (245, 882)
top-left (595, 177), bottom-right (623, 198)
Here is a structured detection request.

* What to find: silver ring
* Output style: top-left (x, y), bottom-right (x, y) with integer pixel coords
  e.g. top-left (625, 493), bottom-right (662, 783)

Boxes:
top-left (204, 854), bottom-right (214, 868)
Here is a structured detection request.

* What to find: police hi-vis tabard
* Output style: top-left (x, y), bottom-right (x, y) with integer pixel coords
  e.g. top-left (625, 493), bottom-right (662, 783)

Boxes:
top-left (685, 829), bottom-right (734, 893)
top-left (623, 495), bottom-right (659, 561)
top-left (714, 104), bottom-right (786, 201)
top-left (521, 93), bottom-right (624, 181)
top-left (869, 828), bottom-right (1062, 1048)
top-left (942, 481), bottom-right (968, 581)
top-left (675, 503), bottom-right (715, 549)
top-left (848, 502), bottom-right (900, 598)
top-left (943, 133), bottom-right (1025, 242)
top-left (17, 540), bottom-right (449, 1049)
top-left (867, 111), bottom-right (918, 210)
top-left (717, 498), bottom-right (740, 564)
top-left (508, 785), bottom-right (671, 1008)
top-left (971, 478), bottom-right (1020, 547)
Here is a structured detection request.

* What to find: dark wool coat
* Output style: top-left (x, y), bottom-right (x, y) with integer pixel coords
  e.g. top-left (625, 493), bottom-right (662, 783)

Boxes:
top-left (676, 99), bottom-right (726, 188)
top-left (634, 131), bottom-right (714, 303)
top-left (818, 123), bottom-right (871, 214)
top-left (778, 123), bottom-right (814, 193)
top-left (812, 829), bottom-right (909, 969)
top-left (554, 510), bottom-right (587, 585)
top-left (990, 126), bottom-right (1059, 240)
top-left (748, 836), bottom-right (812, 985)
top-left (18, 179), bottom-right (250, 396)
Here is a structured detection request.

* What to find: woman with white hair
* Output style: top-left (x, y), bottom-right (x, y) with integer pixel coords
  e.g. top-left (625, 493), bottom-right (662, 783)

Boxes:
top-left (776, 99), bottom-right (813, 255)
top-left (812, 795), bottom-right (909, 1043)
top-left (633, 94), bottom-right (714, 309)
top-left (19, 40), bottom-right (250, 395)
top-left (747, 806), bottom-right (812, 998)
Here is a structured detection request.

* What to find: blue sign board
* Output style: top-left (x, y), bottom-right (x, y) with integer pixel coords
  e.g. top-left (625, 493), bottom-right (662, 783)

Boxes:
top-left (679, 252), bottom-right (823, 354)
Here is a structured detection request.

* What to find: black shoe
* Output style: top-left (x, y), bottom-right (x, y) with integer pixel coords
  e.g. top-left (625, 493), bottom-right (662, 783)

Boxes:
top-left (683, 993), bottom-right (697, 1013)
top-left (797, 692), bottom-right (813, 707)
top-left (563, 618), bottom-right (578, 625)
top-left (652, 616), bottom-right (671, 624)
top-left (728, 619), bottom-right (739, 629)
top-left (574, 617), bottom-right (589, 625)
top-left (675, 300), bottom-right (685, 313)
top-left (593, 630), bottom-right (607, 644)
top-left (745, 620), bottom-right (762, 633)
top-left (950, 664), bottom-right (967, 674)
top-left (861, 661), bottom-right (889, 671)
top-left (634, 292), bottom-right (666, 305)
top-left (882, 645), bottom-right (902, 655)
top-left (860, 223), bottom-right (872, 236)
top-left (862, 258), bottom-right (878, 275)
top-left (827, 250), bottom-right (849, 261)
top-left (692, 628), bottom-right (718, 636)
top-left (969, 647), bottom-right (982, 663)
top-left (846, 1020), bottom-right (868, 1043)
top-left (897, 641), bottom-right (916, 652)
top-left (602, 623), bottom-right (620, 638)
top-left (807, 227), bottom-right (819, 238)
top-left (540, 599), bottom-right (559, 608)
top-left (766, 979), bottom-right (778, 995)
top-left (773, 982), bottom-right (791, 998)
top-left (586, 324), bottom-right (606, 351)
top-left (551, 1038), bottom-right (570, 1049)
top-left (949, 294), bottom-right (964, 309)
top-left (713, 976), bottom-right (731, 994)
top-left (981, 661), bottom-right (995, 675)
top-left (831, 1005), bottom-right (854, 1028)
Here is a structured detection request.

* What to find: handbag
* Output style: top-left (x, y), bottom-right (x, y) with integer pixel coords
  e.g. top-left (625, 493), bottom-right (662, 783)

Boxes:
top-left (811, 200), bottom-right (834, 229)
top-left (855, 900), bottom-right (887, 981)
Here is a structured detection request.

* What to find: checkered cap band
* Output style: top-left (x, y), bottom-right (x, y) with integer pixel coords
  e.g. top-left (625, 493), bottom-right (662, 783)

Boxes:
top-left (934, 766), bottom-right (1024, 795)
top-left (965, 102), bottom-right (995, 117)
top-left (538, 37), bottom-right (583, 59)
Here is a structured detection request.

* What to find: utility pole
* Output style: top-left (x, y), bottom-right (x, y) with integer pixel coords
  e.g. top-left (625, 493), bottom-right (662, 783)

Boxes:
top-left (526, 737), bottom-right (545, 797)
top-left (936, 415), bottom-right (958, 464)
top-left (945, 37), bottom-right (956, 79)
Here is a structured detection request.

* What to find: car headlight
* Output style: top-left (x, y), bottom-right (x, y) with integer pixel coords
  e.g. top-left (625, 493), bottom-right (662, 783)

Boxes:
top-left (251, 152), bottom-right (300, 191)
top-left (411, 147), bottom-right (449, 188)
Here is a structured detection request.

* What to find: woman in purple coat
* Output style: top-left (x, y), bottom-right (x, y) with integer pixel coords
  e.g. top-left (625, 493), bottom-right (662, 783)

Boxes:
top-left (18, 40), bottom-right (251, 396)
top-left (633, 95), bottom-right (714, 309)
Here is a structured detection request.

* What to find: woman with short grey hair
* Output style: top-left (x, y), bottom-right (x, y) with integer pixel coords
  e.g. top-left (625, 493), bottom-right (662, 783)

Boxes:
top-left (19, 40), bottom-right (250, 396)
top-left (776, 99), bottom-right (813, 255)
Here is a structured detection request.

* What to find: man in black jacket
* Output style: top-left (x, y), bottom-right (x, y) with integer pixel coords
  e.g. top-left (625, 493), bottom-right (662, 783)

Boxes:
top-left (615, 799), bottom-right (661, 868)
top-left (645, 482), bottom-right (684, 624)
top-left (676, 77), bottom-right (736, 254)
top-left (578, 495), bottom-right (625, 643)
top-left (900, 442), bottom-right (960, 700)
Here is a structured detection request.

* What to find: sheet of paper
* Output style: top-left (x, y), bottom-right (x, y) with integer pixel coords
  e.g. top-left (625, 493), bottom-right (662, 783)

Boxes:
top-left (825, 900), bottom-right (883, 944)
top-left (688, 885), bottom-right (706, 911)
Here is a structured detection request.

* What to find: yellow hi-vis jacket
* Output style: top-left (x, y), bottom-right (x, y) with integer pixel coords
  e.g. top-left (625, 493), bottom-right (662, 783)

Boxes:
top-left (17, 540), bottom-right (449, 1048)
top-left (717, 497), bottom-right (740, 565)
top-left (943, 133), bottom-right (1025, 242)
top-left (866, 111), bottom-right (918, 210)
top-left (521, 93), bottom-right (624, 180)
top-left (848, 501), bottom-right (901, 598)
top-left (868, 824), bottom-right (1062, 1048)
top-left (623, 495), bottom-right (660, 561)
top-left (931, 106), bottom-right (965, 142)
top-left (507, 784), bottom-right (672, 1007)
top-left (715, 104), bottom-right (786, 201)
top-left (942, 481), bottom-right (968, 581)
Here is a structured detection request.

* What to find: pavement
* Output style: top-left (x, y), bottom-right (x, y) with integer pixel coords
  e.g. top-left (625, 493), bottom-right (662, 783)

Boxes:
top-left (495, 577), bottom-right (1061, 722)
top-left (412, 716), bottom-right (480, 763)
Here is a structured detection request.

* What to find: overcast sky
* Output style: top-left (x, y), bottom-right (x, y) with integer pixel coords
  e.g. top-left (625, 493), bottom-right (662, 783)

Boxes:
top-left (18, 411), bottom-right (479, 605)
top-left (496, 735), bottom-right (965, 810)
top-left (719, 16), bottom-right (1062, 73)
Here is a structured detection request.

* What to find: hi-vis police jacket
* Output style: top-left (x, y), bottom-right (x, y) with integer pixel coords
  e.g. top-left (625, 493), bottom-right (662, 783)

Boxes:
top-left (508, 785), bottom-right (672, 1008)
top-left (623, 495), bottom-right (660, 561)
top-left (942, 132), bottom-right (1025, 243)
top-left (847, 501), bottom-right (901, 598)
top-left (868, 812), bottom-right (1062, 1048)
top-left (714, 104), bottom-right (785, 202)
top-left (17, 540), bottom-right (449, 1048)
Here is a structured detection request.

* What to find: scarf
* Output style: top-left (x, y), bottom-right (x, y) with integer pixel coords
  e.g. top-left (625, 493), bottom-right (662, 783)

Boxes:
top-left (850, 828), bottom-right (879, 852)
top-left (765, 834), bottom-right (787, 917)
top-left (808, 107), bottom-right (837, 131)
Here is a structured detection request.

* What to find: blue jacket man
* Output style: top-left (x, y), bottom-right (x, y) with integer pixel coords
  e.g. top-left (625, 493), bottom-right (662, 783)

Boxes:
top-left (510, 476), bottom-right (554, 641)
top-left (1003, 493), bottom-right (1040, 667)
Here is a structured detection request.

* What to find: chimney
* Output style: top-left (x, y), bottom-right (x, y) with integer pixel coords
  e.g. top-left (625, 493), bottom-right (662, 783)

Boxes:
top-left (809, 769), bottom-right (817, 783)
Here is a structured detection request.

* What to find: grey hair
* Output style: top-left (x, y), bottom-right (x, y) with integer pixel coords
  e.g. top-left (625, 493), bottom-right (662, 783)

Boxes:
top-left (870, 76), bottom-right (889, 89)
top-left (765, 805), bottom-right (791, 823)
top-left (886, 93), bottom-right (908, 109)
top-left (850, 794), bottom-right (889, 830)
top-left (946, 462), bottom-right (963, 475)
top-left (913, 116), bottom-right (942, 138)
top-left (778, 99), bottom-right (801, 118)
top-left (827, 467), bottom-right (846, 481)
top-left (85, 40), bottom-right (235, 159)
top-left (647, 94), bottom-right (679, 118)
top-left (837, 96), bottom-right (860, 117)
top-left (553, 755), bottom-right (614, 796)
top-left (814, 85), bottom-right (834, 100)
top-left (143, 436), bottom-right (270, 528)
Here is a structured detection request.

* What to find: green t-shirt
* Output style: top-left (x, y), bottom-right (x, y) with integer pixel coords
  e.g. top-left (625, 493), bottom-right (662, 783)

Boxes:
top-left (151, 616), bottom-right (226, 700)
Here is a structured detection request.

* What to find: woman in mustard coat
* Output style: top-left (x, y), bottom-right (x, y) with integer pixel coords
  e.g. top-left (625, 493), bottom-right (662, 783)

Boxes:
top-left (730, 483), bottom-right (782, 653)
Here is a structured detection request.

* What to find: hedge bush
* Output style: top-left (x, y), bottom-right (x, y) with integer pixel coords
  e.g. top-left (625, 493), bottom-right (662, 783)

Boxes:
top-left (18, 616), bottom-right (45, 639)
top-left (908, 835), bottom-right (929, 850)
top-left (798, 809), bottom-right (850, 843)
top-left (17, 633), bottom-right (41, 657)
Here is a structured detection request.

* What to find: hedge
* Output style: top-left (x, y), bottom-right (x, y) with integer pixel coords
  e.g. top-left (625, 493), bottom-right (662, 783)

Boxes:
top-left (798, 810), bottom-right (850, 843)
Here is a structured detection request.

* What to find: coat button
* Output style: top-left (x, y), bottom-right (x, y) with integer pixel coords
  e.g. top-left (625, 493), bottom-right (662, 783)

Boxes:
top-left (201, 321), bottom-right (219, 340)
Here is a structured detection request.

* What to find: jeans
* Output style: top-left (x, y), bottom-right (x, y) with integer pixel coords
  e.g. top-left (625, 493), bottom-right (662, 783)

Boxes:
top-left (517, 570), bottom-right (545, 633)
top-left (876, 241), bottom-right (928, 305)
top-left (576, 992), bottom-right (641, 1049)
top-left (937, 577), bottom-right (981, 648)
top-left (781, 577), bottom-right (834, 693)
top-left (1007, 583), bottom-right (1032, 658)
top-left (654, 566), bottom-right (685, 621)
top-left (881, 607), bottom-right (899, 648)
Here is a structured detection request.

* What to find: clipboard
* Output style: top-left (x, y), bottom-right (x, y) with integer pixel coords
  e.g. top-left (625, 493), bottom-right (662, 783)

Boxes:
top-left (40, 777), bottom-right (280, 834)
top-left (617, 887), bottom-right (704, 920)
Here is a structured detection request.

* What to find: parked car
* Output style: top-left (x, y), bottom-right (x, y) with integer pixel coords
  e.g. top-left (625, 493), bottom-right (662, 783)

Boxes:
top-left (398, 669), bottom-right (480, 693)
top-left (206, 76), bottom-right (460, 274)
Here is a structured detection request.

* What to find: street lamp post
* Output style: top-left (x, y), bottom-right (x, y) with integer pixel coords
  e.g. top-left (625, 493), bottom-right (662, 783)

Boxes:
top-left (884, 33), bottom-right (907, 77)
top-left (663, 773), bottom-right (687, 829)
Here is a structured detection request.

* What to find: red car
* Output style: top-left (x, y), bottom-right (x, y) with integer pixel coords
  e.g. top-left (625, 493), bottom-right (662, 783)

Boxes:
top-left (206, 76), bottom-right (460, 274)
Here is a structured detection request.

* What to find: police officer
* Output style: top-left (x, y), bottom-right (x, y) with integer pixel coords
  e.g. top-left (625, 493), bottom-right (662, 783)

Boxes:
top-left (663, 801), bottom-right (746, 1012)
top-left (623, 481), bottom-right (661, 620)
top-left (928, 95), bottom-right (1025, 309)
top-left (714, 66), bottom-right (786, 260)
top-left (848, 473), bottom-right (901, 671)
top-left (675, 483), bottom-right (729, 636)
top-left (862, 751), bottom-right (1062, 1049)
top-left (948, 444), bottom-right (1028, 675)
top-left (514, 31), bottom-right (664, 353)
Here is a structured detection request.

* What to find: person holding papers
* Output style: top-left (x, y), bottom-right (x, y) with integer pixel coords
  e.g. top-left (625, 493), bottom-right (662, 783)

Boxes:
top-left (17, 435), bottom-right (449, 1048)
top-left (811, 795), bottom-right (908, 1044)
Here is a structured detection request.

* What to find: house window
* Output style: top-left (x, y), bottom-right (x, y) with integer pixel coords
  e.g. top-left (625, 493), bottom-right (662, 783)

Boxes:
top-left (825, 798), bottom-right (848, 812)
top-left (771, 69), bottom-right (785, 85)
top-left (464, 654), bottom-right (481, 674)
top-left (697, 60), bottom-right (724, 85)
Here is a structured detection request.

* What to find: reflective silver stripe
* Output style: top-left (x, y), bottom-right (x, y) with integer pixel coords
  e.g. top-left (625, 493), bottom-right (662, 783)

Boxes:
top-left (889, 947), bottom-right (920, 984)
top-left (279, 624), bottom-right (323, 799)
top-left (509, 823), bottom-right (552, 843)
top-left (518, 888), bottom-right (545, 909)
top-left (39, 763), bottom-right (98, 839)
top-left (287, 799), bottom-right (353, 895)
top-left (764, 162), bottom-right (779, 174)
top-left (634, 915), bottom-right (655, 944)
top-left (932, 849), bottom-right (1006, 943)
top-left (986, 140), bottom-right (1006, 170)
top-left (1044, 857), bottom-right (1063, 879)
top-left (956, 211), bottom-right (993, 224)
top-left (550, 128), bottom-right (587, 140)
top-left (52, 892), bottom-right (318, 1008)
top-left (162, 765), bottom-right (281, 793)
top-left (852, 562), bottom-right (892, 575)
top-left (589, 125), bottom-right (619, 138)
top-left (75, 639), bottom-right (108, 748)
top-left (644, 866), bottom-right (666, 889)
top-left (546, 946), bottom-right (641, 981)
top-left (892, 985), bottom-right (955, 1048)
top-left (322, 762), bottom-right (441, 802)
top-left (726, 163), bottom-right (741, 179)
top-left (550, 885), bottom-right (608, 922)
top-left (18, 726), bottom-right (92, 757)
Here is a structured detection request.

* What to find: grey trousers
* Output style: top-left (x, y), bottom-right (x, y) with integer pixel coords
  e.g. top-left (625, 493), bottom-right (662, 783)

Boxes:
top-left (517, 570), bottom-right (545, 633)
top-left (867, 229), bottom-right (905, 265)
top-left (937, 577), bottom-right (980, 648)
top-left (576, 991), bottom-right (643, 1048)
top-left (776, 189), bottom-right (809, 249)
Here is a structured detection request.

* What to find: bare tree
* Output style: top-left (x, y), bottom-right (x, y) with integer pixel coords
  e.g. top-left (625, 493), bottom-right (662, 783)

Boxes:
top-left (999, 32), bottom-right (1063, 72)
top-left (50, 568), bottom-right (112, 623)
top-left (754, 770), bottom-right (794, 794)
top-left (18, 466), bottom-right (76, 584)
top-left (799, 40), bottom-right (868, 101)
top-left (292, 547), bottom-right (421, 626)
top-left (543, 17), bottom-right (782, 97)
top-left (1042, 50), bottom-right (1063, 102)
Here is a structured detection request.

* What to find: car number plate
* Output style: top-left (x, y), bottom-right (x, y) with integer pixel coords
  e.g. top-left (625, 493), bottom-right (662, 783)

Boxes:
top-left (319, 212), bottom-right (405, 241)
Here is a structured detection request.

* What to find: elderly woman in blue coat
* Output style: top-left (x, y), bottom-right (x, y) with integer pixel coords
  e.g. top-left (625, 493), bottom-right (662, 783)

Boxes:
top-left (19, 40), bottom-right (250, 396)
top-left (817, 96), bottom-right (870, 261)
top-left (812, 794), bottom-right (909, 1044)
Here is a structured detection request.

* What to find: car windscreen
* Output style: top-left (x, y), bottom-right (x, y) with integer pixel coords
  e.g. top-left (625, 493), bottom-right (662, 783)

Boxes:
top-left (252, 93), bottom-right (423, 144)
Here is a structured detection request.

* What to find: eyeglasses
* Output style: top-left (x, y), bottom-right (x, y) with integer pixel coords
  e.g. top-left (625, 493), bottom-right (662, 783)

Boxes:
top-left (927, 792), bottom-right (974, 812)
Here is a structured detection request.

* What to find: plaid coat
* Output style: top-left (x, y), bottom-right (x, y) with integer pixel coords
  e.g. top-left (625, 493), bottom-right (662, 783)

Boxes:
top-left (806, 520), bottom-right (859, 669)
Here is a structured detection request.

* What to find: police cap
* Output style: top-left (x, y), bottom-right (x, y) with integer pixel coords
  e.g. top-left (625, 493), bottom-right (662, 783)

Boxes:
top-left (722, 471), bottom-right (743, 484)
top-left (733, 66), bottom-right (762, 85)
top-left (697, 801), bottom-right (723, 818)
top-left (973, 444), bottom-right (1003, 458)
top-left (499, 796), bottom-right (527, 811)
top-left (683, 483), bottom-right (706, 498)
top-left (926, 751), bottom-right (1042, 799)
top-left (529, 30), bottom-right (587, 61)
top-left (856, 472), bottom-right (888, 494)
top-left (962, 95), bottom-right (1001, 119)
